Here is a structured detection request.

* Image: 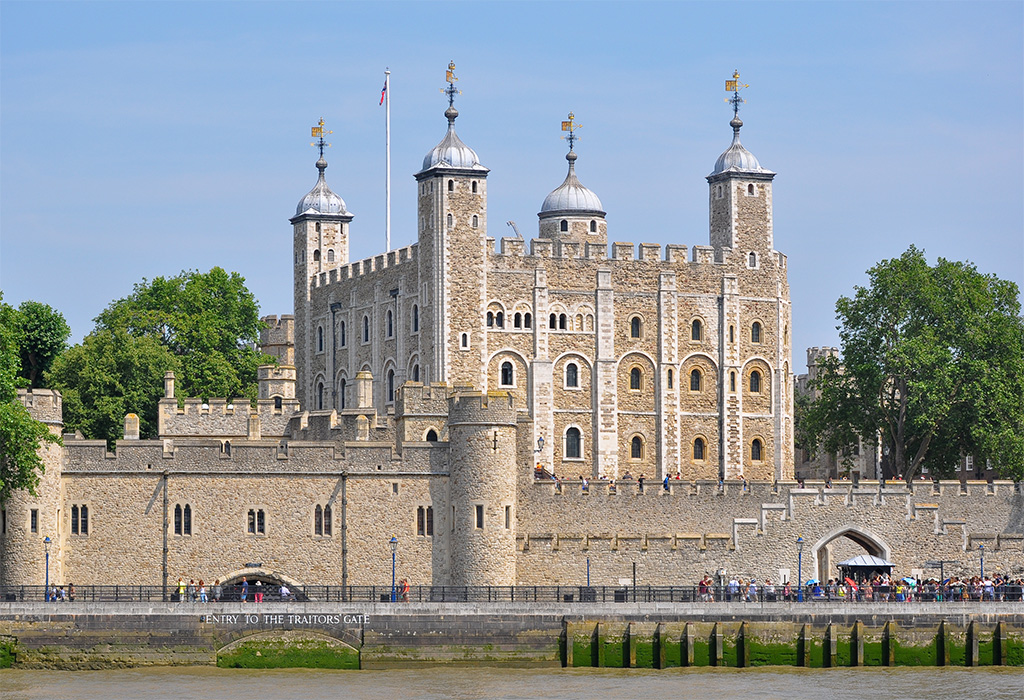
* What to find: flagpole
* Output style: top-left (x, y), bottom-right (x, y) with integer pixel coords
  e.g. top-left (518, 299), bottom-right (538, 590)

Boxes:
top-left (385, 68), bottom-right (391, 252)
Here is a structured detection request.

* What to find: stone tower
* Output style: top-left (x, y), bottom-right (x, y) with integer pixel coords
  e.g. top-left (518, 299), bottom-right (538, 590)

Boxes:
top-left (0, 390), bottom-right (65, 587)
top-left (447, 391), bottom-right (518, 586)
top-left (291, 146), bottom-right (353, 409)
top-left (414, 77), bottom-right (489, 387)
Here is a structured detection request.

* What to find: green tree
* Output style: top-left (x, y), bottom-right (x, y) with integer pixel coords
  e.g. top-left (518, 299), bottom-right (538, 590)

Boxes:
top-left (47, 329), bottom-right (178, 445)
top-left (15, 300), bottom-right (71, 388)
top-left (93, 267), bottom-right (269, 401)
top-left (801, 246), bottom-right (1024, 481)
top-left (0, 293), bottom-right (60, 502)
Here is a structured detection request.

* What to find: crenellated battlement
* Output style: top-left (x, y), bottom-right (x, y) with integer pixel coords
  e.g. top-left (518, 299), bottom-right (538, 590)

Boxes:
top-left (311, 244), bottom-right (419, 290)
top-left (17, 388), bottom-right (63, 425)
top-left (447, 390), bottom-right (517, 427)
top-left (490, 238), bottom-right (763, 270)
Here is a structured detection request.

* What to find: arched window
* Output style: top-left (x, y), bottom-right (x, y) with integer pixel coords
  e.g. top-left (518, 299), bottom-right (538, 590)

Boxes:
top-left (317, 326), bottom-right (324, 352)
top-left (691, 319), bottom-right (703, 341)
top-left (182, 504), bottom-right (191, 535)
top-left (566, 362), bottom-right (579, 388)
top-left (667, 368), bottom-right (673, 389)
top-left (412, 364), bottom-right (420, 382)
top-left (748, 252), bottom-right (757, 268)
top-left (412, 305), bottom-right (419, 332)
top-left (387, 369), bottom-right (395, 402)
top-left (565, 427), bottom-right (582, 459)
top-left (327, 249), bottom-right (335, 262)
top-left (716, 184), bottom-right (723, 198)
top-left (471, 181), bottom-right (478, 193)
top-left (448, 179), bottom-right (454, 192)
top-left (387, 310), bottom-right (394, 337)
top-left (730, 371), bottom-right (736, 392)
top-left (363, 316), bottom-right (370, 342)
top-left (630, 316), bottom-right (642, 338)
top-left (514, 313), bottom-right (522, 328)
top-left (747, 183), bottom-right (755, 195)
top-left (461, 333), bottom-right (469, 348)
top-left (339, 321), bottom-right (346, 347)
top-left (425, 429), bottom-right (438, 442)
top-left (693, 437), bottom-right (706, 461)
top-left (274, 395), bottom-right (283, 410)
top-left (630, 367), bottom-right (642, 391)
top-left (524, 313), bottom-right (532, 328)
top-left (631, 436), bottom-right (643, 460)
top-left (314, 504), bottom-right (323, 536)
top-left (496, 312), bottom-right (504, 328)
top-left (559, 314), bottom-right (567, 330)
top-left (174, 504), bottom-right (182, 535)
top-left (500, 361), bottom-right (514, 386)
top-left (472, 215), bottom-right (479, 228)
top-left (750, 370), bottom-right (762, 394)
top-left (487, 311), bottom-right (494, 327)
top-left (560, 219), bottom-right (568, 232)
top-left (590, 220), bottom-right (597, 232)
top-left (690, 368), bottom-right (702, 391)
top-left (447, 213), bottom-right (453, 228)
top-left (317, 381), bottom-right (325, 410)
top-left (751, 438), bottom-right (763, 462)
top-left (338, 378), bottom-right (346, 409)
top-left (575, 314), bottom-right (583, 331)
top-left (549, 313), bottom-right (557, 329)
top-left (313, 249), bottom-right (321, 262)
top-left (729, 325), bottom-right (735, 343)
top-left (323, 504), bottom-right (332, 536)
top-left (751, 322), bottom-right (762, 343)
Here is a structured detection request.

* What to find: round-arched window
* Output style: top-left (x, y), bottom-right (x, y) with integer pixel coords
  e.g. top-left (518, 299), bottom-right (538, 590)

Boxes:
top-left (566, 362), bottom-right (579, 388)
top-left (500, 361), bottom-right (514, 386)
top-left (565, 427), bottom-right (582, 459)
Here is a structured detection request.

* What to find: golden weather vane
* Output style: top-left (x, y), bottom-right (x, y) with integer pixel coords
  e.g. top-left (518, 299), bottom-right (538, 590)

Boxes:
top-left (310, 118), bottom-right (333, 159)
top-left (725, 69), bottom-right (750, 118)
top-left (441, 60), bottom-right (462, 107)
top-left (560, 112), bottom-right (581, 151)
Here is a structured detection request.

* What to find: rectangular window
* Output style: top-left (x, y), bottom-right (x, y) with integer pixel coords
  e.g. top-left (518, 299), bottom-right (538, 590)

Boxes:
top-left (30, 509), bottom-right (38, 534)
top-left (426, 506), bottom-right (433, 536)
top-left (248, 508), bottom-right (265, 535)
top-left (71, 505), bottom-right (79, 535)
top-left (417, 506), bottom-right (425, 536)
top-left (505, 505), bottom-right (511, 529)
top-left (72, 505), bottom-right (89, 535)
top-left (1, 508), bottom-right (5, 535)
top-left (475, 504), bottom-right (484, 530)
top-left (392, 483), bottom-right (399, 495)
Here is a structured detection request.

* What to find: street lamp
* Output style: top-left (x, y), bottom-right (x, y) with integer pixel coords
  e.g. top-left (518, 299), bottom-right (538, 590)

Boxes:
top-left (796, 536), bottom-right (805, 602)
top-left (534, 437), bottom-right (544, 453)
top-left (979, 543), bottom-right (985, 581)
top-left (43, 536), bottom-right (51, 601)
top-left (390, 536), bottom-right (398, 602)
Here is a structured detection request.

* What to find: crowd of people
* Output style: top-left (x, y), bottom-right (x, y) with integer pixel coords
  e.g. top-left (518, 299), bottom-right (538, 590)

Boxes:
top-left (173, 576), bottom-right (293, 602)
top-left (695, 572), bottom-right (1024, 602)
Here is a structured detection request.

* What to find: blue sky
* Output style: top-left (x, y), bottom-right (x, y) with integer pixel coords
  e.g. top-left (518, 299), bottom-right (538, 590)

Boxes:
top-left (2, 1), bottom-right (1021, 372)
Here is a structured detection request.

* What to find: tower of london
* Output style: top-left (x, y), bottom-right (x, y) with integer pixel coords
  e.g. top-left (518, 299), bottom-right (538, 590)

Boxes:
top-left (4, 71), bottom-right (1017, 592)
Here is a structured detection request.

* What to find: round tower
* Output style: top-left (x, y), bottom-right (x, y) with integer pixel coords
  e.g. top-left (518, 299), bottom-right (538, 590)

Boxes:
top-left (0, 389), bottom-right (65, 587)
top-left (446, 390), bottom-right (518, 586)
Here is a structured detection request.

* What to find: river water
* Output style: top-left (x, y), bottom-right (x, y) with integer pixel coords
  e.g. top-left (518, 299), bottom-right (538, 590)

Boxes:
top-left (3, 666), bottom-right (1022, 700)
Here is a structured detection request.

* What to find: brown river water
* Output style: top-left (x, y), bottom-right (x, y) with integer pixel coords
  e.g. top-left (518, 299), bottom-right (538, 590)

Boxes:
top-left (2, 666), bottom-right (1022, 700)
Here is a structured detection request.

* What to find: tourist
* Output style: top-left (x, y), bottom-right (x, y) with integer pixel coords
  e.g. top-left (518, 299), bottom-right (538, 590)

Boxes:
top-left (177, 577), bottom-right (186, 603)
top-left (746, 579), bottom-right (758, 602)
top-left (663, 475), bottom-right (670, 491)
top-left (187, 579), bottom-right (196, 603)
top-left (764, 579), bottom-right (776, 601)
top-left (240, 577), bottom-right (249, 602)
top-left (67, 583), bottom-right (75, 602)
top-left (638, 474), bottom-right (645, 493)
top-left (254, 580), bottom-right (264, 603)
top-left (399, 578), bottom-right (410, 602)
top-left (279, 584), bottom-right (291, 601)
top-left (198, 580), bottom-right (208, 603)
top-left (213, 579), bottom-right (222, 602)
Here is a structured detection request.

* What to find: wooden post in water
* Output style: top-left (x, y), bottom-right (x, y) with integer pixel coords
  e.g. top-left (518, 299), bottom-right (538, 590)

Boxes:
top-left (851, 621), bottom-right (864, 666)
top-left (683, 622), bottom-right (695, 667)
top-left (882, 621), bottom-right (896, 666)
top-left (966, 621), bottom-right (979, 667)
top-left (824, 624), bottom-right (837, 668)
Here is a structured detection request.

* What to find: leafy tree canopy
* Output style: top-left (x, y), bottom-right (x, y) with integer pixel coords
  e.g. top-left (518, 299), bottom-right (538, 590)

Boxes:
top-left (800, 246), bottom-right (1024, 481)
top-left (15, 300), bottom-right (70, 388)
top-left (93, 267), bottom-right (270, 402)
top-left (0, 293), bottom-right (60, 502)
top-left (47, 329), bottom-right (178, 445)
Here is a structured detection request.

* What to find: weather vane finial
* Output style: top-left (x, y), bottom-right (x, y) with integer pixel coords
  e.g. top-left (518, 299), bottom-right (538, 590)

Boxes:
top-left (310, 118), bottom-right (332, 159)
top-left (561, 112), bottom-right (581, 151)
top-left (724, 69), bottom-right (749, 119)
top-left (441, 60), bottom-right (461, 107)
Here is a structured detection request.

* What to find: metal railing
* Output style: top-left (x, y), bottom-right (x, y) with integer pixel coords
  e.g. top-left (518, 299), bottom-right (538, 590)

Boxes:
top-left (3, 583), bottom-right (1022, 604)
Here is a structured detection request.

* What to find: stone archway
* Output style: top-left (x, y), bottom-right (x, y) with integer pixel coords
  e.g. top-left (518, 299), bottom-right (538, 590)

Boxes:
top-left (216, 567), bottom-right (308, 601)
top-left (810, 525), bottom-right (892, 582)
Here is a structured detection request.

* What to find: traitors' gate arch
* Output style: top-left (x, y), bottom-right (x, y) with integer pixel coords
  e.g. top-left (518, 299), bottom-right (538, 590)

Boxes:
top-left (809, 525), bottom-right (893, 582)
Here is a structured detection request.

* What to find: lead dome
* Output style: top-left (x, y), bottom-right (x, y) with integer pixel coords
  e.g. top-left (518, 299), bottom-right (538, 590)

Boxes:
top-left (710, 117), bottom-right (772, 176)
top-left (540, 150), bottom-right (605, 216)
top-left (296, 157), bottom-right (348, 216)
top-left (420, 106), bottom-right (488, 173)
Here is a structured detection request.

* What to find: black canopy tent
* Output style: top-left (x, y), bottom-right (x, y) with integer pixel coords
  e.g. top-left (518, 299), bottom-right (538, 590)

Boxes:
top-left (836, 554), bottom-right (895, 582)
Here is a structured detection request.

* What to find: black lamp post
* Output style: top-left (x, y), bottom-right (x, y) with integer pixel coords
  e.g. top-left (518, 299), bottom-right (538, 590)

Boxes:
top-left (43, 536), bottom-right (51, 602)
top-left (979, 543), bottom-right (985, 581)
top-left (796, 536), bottom-right (805, 602)
top-left (390, 536), bottom-right (398, 602)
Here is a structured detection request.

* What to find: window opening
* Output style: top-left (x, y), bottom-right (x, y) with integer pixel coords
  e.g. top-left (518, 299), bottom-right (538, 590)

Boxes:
top-left (752, 439), bottom-right (763, 461)
top-left (500, 361), bottom-right (514, 386)
top-left (630, 316), bottom-right (642, 338)
top-left (751, 322), bottom-right (762, 343)
top-left (425, 429), bottom-right (438, 442)
top-left (691, 319), bottom-right (702, 341)
top-left (750, 370), bottom-right (762, 393)
top-left (560, 219), bottom-right (568, 232)
top-left (566, 427), bottom-right (582, 459)
top-left (566, 362), bottom-right (579, 388)
top-left (630, 367), bottom-right (642, 390)
top-left (693, 437), bottom-right (706, 461)
top-left (690, 369), bottom-right (702, 391)
top-left (475, 504), bottom-right (484, 529)
top-left (631, 436), bottom-right (643, 460)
